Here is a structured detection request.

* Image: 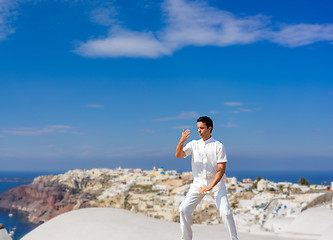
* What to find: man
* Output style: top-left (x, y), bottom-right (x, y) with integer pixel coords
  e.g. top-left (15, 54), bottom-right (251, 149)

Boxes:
top-left (175, 116), bottom-right (239, 240)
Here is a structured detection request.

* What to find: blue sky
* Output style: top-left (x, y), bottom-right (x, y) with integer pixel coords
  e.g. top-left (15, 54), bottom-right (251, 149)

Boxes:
top-left (0, 0), bottom-right (332, 172)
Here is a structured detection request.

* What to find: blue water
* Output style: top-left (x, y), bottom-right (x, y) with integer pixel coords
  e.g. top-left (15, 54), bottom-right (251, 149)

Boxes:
top-left (0, 171), bottom-right (63, 195)
top-left (0, 210), bottom-right (36, 240)
top-left (0, 169), bottom-right (332, 239)
top-left (0, 171), bottom-right (63, 240)
top-left (227, 170), bottom-right (333, 185)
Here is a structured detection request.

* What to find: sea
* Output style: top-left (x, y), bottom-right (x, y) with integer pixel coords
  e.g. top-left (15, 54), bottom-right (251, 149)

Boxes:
top-left (0, 169), bottom-right (332, 239)
top-left (0, 171), bottom-right (63, 240)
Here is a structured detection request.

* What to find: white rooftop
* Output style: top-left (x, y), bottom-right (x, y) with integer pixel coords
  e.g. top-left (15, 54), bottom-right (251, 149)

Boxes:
top-left (20, 207), bottom-right (319, 240)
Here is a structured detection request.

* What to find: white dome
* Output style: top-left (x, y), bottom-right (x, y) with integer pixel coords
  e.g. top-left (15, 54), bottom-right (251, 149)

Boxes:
top-left (286, 207), bottom-right (333, 235)
top-left (319, 225), bottom-right (333, 240)
top-left (22, 207), bottom-right (331, 240)
top-left (21, 208), bottom-right (181, 240)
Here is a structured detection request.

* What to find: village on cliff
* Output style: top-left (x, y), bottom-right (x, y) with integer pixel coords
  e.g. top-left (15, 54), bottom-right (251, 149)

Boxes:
top-left (0, 167), bottom-right (333, 240)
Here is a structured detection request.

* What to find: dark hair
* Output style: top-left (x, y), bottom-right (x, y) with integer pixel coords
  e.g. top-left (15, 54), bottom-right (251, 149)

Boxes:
top-left (197, 116), bottom-right (213, 133)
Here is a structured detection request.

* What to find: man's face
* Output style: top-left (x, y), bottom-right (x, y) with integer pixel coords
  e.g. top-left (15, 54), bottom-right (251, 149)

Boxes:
top-left (197, 121), bottom-right (212, 139)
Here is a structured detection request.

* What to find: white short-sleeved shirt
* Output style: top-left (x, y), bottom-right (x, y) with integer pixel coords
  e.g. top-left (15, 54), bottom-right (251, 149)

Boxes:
top-left (183, 137), bottom-right (227, 188)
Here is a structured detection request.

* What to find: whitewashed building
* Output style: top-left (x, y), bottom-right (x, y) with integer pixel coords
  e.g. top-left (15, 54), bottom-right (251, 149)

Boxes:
top-left (136, 176), bottom-right (154, 185)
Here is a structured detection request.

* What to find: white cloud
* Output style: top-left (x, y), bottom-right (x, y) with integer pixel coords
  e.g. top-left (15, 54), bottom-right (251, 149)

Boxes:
top-left (224, 102), bottom-right (244, 106)
top-left (270, 24), bottom-right (333, 47)
top-left (74, 26), bottom-right (171, 58)
top-left (90, 3), bottom-right (118, 26)
top-left (224, 101), bottom-right (254, 113)
top-left (75, 0), bottom-right (333, 58)
top-left (237, 108), bottom-right (252, 112)
top-left (75, 0), bottom-right (268, 58)
top-left (86, 104), bottom-right (103, 108)
top-left (2, 125), bottom-right (72, 136)
top-left (229, 106), bottom-right (255, 114)
top-left (0, 0), bottom-right (18, 41)
top-left (1, 0), bottom-right (333, 57)
top-left (178, 111), bottom-right (200, 119)
top-left (209, 110), bottom-right (219, 115)
top-left (220, 122), bottom-right (239, 128)
top-left (160, 0), bottom-right (268, 50)
top-left (48, 125), bottom-right (71, 129)
top-left (155, 111), bottom-right (200, 121)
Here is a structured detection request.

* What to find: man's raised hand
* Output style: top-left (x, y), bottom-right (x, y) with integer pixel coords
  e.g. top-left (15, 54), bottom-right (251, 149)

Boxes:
top-left (180, 129), bottom-right (190, 143)
top-left (175, 129), bottom-right (190, 158)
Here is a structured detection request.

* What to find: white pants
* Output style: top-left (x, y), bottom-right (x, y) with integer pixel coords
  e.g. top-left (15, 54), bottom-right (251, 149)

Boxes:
top-left (179, 184), bottom-right (239, 240)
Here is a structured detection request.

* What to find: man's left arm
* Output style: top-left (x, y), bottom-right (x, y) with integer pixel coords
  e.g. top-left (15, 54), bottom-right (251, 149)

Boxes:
top-left (199, 162), bottom-right (226, 194)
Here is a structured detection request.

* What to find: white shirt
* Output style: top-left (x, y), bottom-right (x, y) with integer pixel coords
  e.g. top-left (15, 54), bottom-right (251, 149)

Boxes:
top-left (183, 137), bottom-right (227, 188)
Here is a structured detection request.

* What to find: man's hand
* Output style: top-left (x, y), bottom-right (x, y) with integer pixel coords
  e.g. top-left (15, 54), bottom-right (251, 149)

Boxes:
top-left (175, 129), bottom-right (190, 158)
top-left (199, 185), bottom-right (213, 194)
top-left (199, 163), bottom-right (226, 193)
top-left (180, 129), bottom-right (190, 143)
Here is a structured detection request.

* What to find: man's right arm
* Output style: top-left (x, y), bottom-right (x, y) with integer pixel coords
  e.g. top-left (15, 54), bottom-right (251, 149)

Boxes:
top-left (175, 129), bottom-right (190, 158)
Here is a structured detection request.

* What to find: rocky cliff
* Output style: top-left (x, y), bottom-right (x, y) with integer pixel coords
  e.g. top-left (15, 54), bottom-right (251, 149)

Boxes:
top-left (0, 169), bottom-right (114, 224)
top-left (0, 168), bottom-right (238, 225)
